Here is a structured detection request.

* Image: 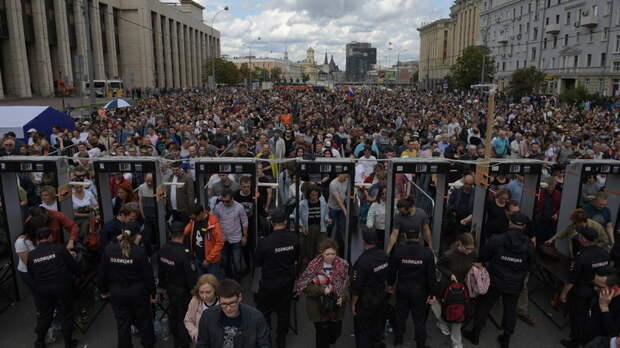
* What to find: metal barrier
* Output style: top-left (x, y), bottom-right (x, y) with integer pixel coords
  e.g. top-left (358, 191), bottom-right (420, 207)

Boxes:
top-left (47, 143), bottom-right (80, 157)
top-left (410, 179), bottom-right (435, 229)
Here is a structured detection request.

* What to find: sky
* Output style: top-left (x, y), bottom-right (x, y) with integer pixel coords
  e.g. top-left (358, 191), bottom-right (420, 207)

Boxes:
top-left (189, 0), bottom-right (453, 69)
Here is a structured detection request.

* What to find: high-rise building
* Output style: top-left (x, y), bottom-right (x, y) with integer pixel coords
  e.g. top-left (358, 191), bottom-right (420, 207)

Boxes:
top-left (0, 0), bottom-right (221, 98)
top-left (346, 42), bottom-right (376, 81)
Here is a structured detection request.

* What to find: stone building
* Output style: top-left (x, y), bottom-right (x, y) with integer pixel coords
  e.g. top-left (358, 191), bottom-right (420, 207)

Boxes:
top-left (0, 0), bottom-right (221, 98)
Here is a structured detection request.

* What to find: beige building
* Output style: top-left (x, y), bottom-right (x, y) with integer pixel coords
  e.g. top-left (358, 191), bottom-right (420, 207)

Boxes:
top-left (418, 19), bottom-right (453, 89)
top-left (226, 56), bottom-right (304, 83)
top-left (418, 0), bottom-right (481, 90)
top-left (0, 0), bottom-right (221, 99)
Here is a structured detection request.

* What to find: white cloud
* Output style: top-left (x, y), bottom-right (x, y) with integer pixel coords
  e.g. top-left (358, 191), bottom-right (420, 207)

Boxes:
top-left (203, 0), bottom-right (451, 68)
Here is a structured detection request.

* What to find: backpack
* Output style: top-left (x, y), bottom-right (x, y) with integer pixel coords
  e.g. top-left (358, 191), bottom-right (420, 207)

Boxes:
top-left (441, 281), bottom-right (470, 323)
top-left (465, 265), bottom-right (491, 298)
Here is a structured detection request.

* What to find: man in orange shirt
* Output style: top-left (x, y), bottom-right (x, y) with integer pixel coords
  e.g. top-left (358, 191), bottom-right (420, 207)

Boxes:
top-left (26, 207), bottom-right (79, 250)
top-left (184, 203), bottom-right (224, 278)
top-left (280, 113), bottom-right (292, 128)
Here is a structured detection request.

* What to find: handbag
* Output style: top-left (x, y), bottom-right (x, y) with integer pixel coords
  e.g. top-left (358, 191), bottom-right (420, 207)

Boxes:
top-left (318, 292), bottom-right (338, 316)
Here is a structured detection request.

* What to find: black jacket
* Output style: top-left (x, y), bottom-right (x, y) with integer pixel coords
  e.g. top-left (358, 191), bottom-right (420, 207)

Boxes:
top-left (97, 243), bottom-right (155, 296)
top-left (158, 241), bottom-right (198, 292)
top-left (27, 242), bottom-right (79, 287)
top-left (480, 228), bottom-right (535, 294)
top-left (351, 247), bottom-right (389, 297)
top-left (569, 245), bottom-right (610, 298)
top-left (196, 304), bottom-right (270, 348)
top-left (255, 227), bottom-right (299, 290)
top-left (587, 296), bottom-right (620, 340)
top-left (388, 241), bottom-right (437, 296)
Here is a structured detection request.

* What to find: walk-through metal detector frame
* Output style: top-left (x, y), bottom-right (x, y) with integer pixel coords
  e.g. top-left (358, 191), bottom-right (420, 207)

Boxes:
top-left (295, 158), bottom-right (355, 261)
top-left (93, 157), bottom-right (167, 248)
top-left (385, 158), bottom-right (451, 253)
top-left (0, 156), bottom-right (72, 301)
top-left (471, 159), bottom-right (544, 248)
top-left (196, 158), bottom-right (258, 231)
top-left (556, 160), bottom-right (620, 256)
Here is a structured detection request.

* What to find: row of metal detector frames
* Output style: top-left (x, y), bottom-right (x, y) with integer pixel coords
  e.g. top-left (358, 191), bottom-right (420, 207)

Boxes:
top-left (1, 157), bottom-right (620, 325)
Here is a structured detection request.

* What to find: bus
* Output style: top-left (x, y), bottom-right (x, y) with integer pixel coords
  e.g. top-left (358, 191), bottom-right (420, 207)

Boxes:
top-left (82, 80), bottom-right (124, 97)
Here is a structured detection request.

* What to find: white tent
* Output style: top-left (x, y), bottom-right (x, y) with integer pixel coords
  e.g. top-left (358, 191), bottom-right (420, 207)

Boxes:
top-left (0, 106), bottom-right (75, 139)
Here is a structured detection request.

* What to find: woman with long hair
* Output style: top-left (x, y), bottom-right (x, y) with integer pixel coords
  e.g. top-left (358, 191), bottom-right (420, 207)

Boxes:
top-left (14, 219), bottom-right (39, 291)
top-left (295, 239), bottom-right (349, 348)
top-left (97, 222), bottom-right (155, 348)
top-left (184, 274), bottom-right (220, 342)
top-left (113, 182), bottom-right (138, 217)
top-left (366, 185), bottom-right (387, 250)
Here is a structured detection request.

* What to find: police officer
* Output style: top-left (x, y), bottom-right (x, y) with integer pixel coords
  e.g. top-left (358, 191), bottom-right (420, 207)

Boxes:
top-left (559, 226), bottom-right (610, 348)
top-left (255, 208), bottom-right (299, 348)
top-left (388, 226), bottom-right (437, 348)
top-left (351, 226), bottom-right (389, 348)
top-left (158, 222), bottom-right (198, 348)
top-left (464, 212), bottom-right (535, 348)
top-left (97, 222), bottom-right (156, 348)
top-left (28, 227), bottom-right (80, 348)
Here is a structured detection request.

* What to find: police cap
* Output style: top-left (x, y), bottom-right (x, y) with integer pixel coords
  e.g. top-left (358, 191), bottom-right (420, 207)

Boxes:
top-left (170, 221), bottom-right (186, 236)
top-left (270, 208), bottom-right (289, 224)
top-left (510, 212), bottom-right (530, 228)
top-left (361, 226), bottom-right (377, 244)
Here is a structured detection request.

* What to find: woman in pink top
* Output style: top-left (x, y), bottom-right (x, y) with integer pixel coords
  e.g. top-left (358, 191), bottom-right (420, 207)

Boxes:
top-left (184, 274), bottom-right (220, 342)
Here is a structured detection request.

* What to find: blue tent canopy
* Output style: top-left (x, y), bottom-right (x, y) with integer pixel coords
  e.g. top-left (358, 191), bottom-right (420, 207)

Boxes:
top-left (0, 106), bottom-right (75, 140)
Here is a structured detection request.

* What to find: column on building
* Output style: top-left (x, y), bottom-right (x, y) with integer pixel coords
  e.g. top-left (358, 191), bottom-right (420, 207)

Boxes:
top-left (31, 0), bottom-right (54, 96)
top-left (171, 20), bottom-right (180, 88)
top-left (54, 0), bottom-right (73, 86)
top-left (179, 24), bottom-right (186, 88)
top-left (5, 0), bottom-right (32, 97)
top-left (197, 31), bottom-right (202, 87)
top-left (216, 38), bottom-right (220, 57)
top-left (90, 0), bottom-right (106, 79)
top-left (154, 14), bottom-right (165, 87)
top-left (184, 26), bottom-right (191, 87)
top-left (162, 17), bottom-right (173, 88)
top-left (187, 28), bottom-right (194, 87)
top-left (74, 0), bottom-right (88, 81)
top-left (0, 64), bottom-right (4, 98)
top-left (192, 29), bottom-right (198, 87)
top-left (105, 4), bottom-right (118, 79)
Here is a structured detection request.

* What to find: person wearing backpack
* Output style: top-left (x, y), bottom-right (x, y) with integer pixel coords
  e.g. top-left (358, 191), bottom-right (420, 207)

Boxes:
top-left (463, 213), bottom-right (535, 348)
top-left (387, 223), bottom-right (438, 347)
top-left (436, 233), bottom-right (478, 348)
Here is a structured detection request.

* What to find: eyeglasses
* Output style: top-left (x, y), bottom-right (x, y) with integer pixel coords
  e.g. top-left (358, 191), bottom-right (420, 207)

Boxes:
top-left (220, 298), bottom-right (239, 307)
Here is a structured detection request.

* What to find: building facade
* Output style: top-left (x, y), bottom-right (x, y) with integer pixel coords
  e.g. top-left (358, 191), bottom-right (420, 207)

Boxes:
top-left (0, 0), bottom-right (221, 99)
top-left (345, 42), bottom-right (377, 81)
top-left (418, 0), bottom-right (480, 89)
top-left (418, 19), bottom-right (453, 89)
top-left (226, 55), bottom-right (304, 83)
top-left (481, 0), bottom-right (619, 95)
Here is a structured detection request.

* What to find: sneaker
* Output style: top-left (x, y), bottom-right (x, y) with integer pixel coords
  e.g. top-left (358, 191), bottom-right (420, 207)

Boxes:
top-left (518, 313), bottom-right (536, 326)
top-left (436, 321), bottom-right (450, 336)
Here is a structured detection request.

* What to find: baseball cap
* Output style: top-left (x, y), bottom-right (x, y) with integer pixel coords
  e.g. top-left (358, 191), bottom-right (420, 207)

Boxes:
top-left (361, 226), bottom-right (377, 244)
top-left (27, 128), bottom-right (37, 133)
top-left (577, 225), bottom-right (598, 242)
top-left (270, 208), bottom-right (289, 224)
top-left (510, 212), bottom-right (529, 228)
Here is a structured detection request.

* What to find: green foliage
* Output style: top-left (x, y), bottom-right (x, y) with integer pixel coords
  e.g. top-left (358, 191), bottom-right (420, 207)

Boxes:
top-left (449, 45), bottom-right (496, 90)
top-left (204, 58), bottom-right (242, 85)
top-left (271, 67), bottom-right (282, 82)
top-left (559, 84), bottom-right (591, 105)
top-left (508, 67), bottom-right (546, 98)
top-left (302, 74), bottom-right (310, 83)
top-left (411, 70), bottom-right (419, 82)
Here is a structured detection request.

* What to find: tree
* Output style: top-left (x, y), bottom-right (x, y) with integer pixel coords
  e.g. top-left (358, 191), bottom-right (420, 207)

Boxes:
top-left (203, 58), bottom-right (242, 85)
top-left (239, 63), bottom-right (251, 82)
top-left (411, 70), bottom-right (419, 82)
top-left (302, 74), bottom-right (310, 83)
top-left (560, 84), bottom-right (590, 105)
top-left (449, 45), bottom-right (496, 91)
top-left (270, 67), bottom-right (282, 82)
top-left (508, 67), bottom-right (546, 99)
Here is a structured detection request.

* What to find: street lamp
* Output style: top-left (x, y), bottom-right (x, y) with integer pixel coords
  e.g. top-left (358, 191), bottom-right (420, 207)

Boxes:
top-left (209, 6), bottom-right (229, 90)
top-left (244, 37), bottom-right (261, 90)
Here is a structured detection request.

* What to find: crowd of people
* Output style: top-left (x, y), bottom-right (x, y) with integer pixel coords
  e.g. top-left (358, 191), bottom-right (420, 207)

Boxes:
top-left (2, 87), bottom-right (620, 348)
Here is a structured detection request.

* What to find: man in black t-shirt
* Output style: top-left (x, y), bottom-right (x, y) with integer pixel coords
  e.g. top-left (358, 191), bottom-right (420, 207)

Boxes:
top-left (235, 176), bottom-right (256, 273)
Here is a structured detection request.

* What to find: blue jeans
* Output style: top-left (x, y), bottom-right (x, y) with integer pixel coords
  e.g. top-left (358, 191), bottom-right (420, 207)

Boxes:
top-left (222, 242), bottom-right (242, 281)
top-left (328, 208), bottom-right (346, 249)
top-left (195, 259), bottom-right (221, 279)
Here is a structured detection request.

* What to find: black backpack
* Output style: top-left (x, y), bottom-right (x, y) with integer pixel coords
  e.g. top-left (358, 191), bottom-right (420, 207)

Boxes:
top-left (441, 281), bottom-right (470, 323)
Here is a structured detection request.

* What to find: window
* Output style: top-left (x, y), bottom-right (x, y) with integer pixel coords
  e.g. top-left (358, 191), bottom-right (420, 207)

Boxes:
top-left (592, 5), bottom-right (598, 17)
top-left (616, 35), bottom-right (620, 52)
top-left (561, 56), bottom-right (566, 68)
top-left (587, 54), bottom-right (592, 67)
top-left (614, 61), bottom-right (620, 72)
top-left (606, 2), bottom-right (612, 16)
top-left (553, 36), bottom-right (558, 48)
top-left (517, 60), bottom-right (520, 69)
top-left (545, 17), bottom-right (549, 25)
top-left (546, 0), bottom-right (550, 8)
top-left (542, 58), bottom-right (546, 68)
top-left (564, 34), bottom-right (569, 46)
top-left (555, 14), bottom-right (560, 24)
top-left (602, 53), bottom-right (607, 67)
top-left (533, 27), bottom-right (538, 40)
top-left (576, 32), bottom-right (580, 43)
top-left (552, 57), bottom-right (555, 68)
top-left (526, 23), bottom-right (530, 33)
top-left (574, 55), bottom-right (579, 68)
top-left (543, 37), bottom-right (548, 48)
top-left (589, 31), bottom-right (593, 43)
top-left (519, 24), bottom-right (522, 34)
top-left (528, 3), bottom-right (532, 13)
top-left (566, 11), bottom-right (571, 24)
top-left (532, 47), bottom-right (537, 60)
top-left (603, 27), bottom-right (609, 41)
top-left (502, 62), bottom-right (506, 71)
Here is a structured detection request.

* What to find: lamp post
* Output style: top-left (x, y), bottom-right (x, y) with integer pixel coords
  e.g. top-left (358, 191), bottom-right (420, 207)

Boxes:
top-left (209, 6), bottom-right (229, 91)
top-left (245, 37), bottom-right (261, 90)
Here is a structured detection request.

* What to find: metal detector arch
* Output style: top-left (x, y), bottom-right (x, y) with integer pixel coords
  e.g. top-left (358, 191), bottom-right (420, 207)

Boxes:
top-left (295, 158), bottom-right (355, 261)
top-left (0, 156), bottom-right (71, 301)
top-left (556, 159), bottom-right (620, 256)
top-left (385, 158), bottom-right (451, 253)
top-left (93, 157), bottom-right (166, 248)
